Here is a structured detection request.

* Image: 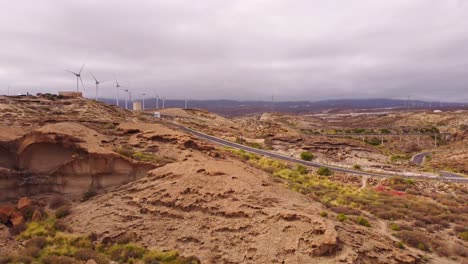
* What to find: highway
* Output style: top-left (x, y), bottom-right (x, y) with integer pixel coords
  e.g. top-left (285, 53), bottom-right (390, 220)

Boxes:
top-left (172, 124), bottom-right (468, 183)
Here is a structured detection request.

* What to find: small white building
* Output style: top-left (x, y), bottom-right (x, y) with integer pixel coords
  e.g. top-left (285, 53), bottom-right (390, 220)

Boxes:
top-left (133, 101), bottom-right (142, 111)
top-left (154, 112), bottom-right (161, 118)
top-left (433, 109), bottom-right (443, 113)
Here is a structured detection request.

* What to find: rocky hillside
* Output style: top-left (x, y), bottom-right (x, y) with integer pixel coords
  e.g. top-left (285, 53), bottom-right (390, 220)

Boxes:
top-left (0, 95), bottom-right (464, 263)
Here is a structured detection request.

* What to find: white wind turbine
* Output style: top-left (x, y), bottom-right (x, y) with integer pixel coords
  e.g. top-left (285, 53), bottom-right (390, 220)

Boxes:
top-left (123, 89), bottom-right (131, 110)
top-left (89, 72), bottom-right (107, 101)
top-left (114, 77), bottom-right (121, 106)
top-left (66, 63), bottom-right (86, 92)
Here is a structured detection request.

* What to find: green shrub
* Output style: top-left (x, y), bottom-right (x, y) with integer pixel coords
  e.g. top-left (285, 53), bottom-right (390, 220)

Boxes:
top-left (20, 218), bottom-right (56, 239)
top-left (132, 152), bottom-right (156, 162)
top-left (248, 142), bottom-right (263, 149)
top-left (319, 211), bottom-right (328, 217)
top-left (352, 128), bottom-right (366, 134)
top-left (317, 167), bottom-right (332, 176)
top-left (143, 250), bottom-right (179, 263)
top-left (337, 213), bottom-right (347, 222)
top-left (113, 147), bottom-right (134, 158)
top-left (396, 241), bottom-right (405, 249)
top-left (108, 243), bottom-right (147, 262)
top-left (116, 233), bottom-right (134, 244)
top-left (42, 255), bottom-right (77, 264)
top-left (300, 152), bottom-right (314, 161)
top-left (296, 165), bottom-right (308, 175)
top-left (458, 231), bottom-right (468, 241)
top-left (54, 219), bottom-right (70, 232)
top-left (380, 129), bottom-right (391, 134)
top-left (356, 216), bottom-right (371, 227)
top-left (103, 122), bottom-right (116, 129)
top-left (353, 164), bottom-right (361, 170)
top-left (390, 223), bottom-right (400, 231)
top-left (75, 248), bottom-right (109, 264)
top-left (82, 188), bottom-right (98, 201)
top-left (55, 205), bottom-right (71, 219)
top-left (365, 137), bottom-right (383, 146)
top-left (395, 230), bottom-right (431, 252)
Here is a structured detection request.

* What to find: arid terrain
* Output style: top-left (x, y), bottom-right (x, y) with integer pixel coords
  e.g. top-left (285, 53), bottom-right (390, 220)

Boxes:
top-left (0, 95), bottom-right (467, 264)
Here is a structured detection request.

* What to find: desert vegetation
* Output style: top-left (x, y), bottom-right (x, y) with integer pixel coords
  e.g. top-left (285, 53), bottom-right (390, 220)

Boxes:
top-left (0, 214), bottom-right (199, 264)
top-left (226, 147), bottom-right (468, 259)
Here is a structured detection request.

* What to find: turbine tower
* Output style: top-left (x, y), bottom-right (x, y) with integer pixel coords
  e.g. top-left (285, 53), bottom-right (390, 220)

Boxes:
top-left (123, 89), bottom-right (131, 110)
top-left (115, 78), bottom-right (121, 106)
top-left (141, 93), bottom-right (146, 110)
top-left (90, 72), bottom-right (106, 101)
top-left (66, 64), bottom-right (86, 92)
top-left (153, 90), bottom-right (159, 109)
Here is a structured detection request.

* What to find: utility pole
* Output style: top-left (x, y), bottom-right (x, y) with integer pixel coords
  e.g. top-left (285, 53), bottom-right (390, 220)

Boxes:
top-left (162, 97), bottom-right (165, 109)
top-left (184, 99), bottom-right (188, 109)
top-left (7, 85), bottom-right (10, 96)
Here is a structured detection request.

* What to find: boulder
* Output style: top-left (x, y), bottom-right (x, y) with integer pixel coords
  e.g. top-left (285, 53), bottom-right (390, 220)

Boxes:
top-left (17, 197), bottom-right (33, 215)
top-left (10, 210), bottom-right (25, 227)
top-left (0, 205), bottom-right (15, 224)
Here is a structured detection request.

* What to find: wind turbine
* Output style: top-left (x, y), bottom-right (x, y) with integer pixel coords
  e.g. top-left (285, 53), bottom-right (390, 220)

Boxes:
top-left (66, 64), bottom-right (86, 92)
top-left (123, 89), bottom-right (131, 110)
top-left (153, 90), bottom-right (159, 109)
top-left (89, 72), bottom-right (106, 101)
top-left (115, 78), bottom-right (121, 106)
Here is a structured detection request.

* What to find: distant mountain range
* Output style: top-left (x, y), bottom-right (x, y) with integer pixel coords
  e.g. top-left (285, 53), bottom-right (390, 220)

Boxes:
top-left (98, 98), bottom-right (468, 116)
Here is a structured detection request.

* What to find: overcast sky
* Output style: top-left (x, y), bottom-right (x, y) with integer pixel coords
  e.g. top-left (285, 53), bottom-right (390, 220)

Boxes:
top-left (1, 0), bottom-right (467, 101)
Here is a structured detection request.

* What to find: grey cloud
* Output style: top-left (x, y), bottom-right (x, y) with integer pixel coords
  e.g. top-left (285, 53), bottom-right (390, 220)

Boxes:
top-left (0, 0), bottom-right (467, 102)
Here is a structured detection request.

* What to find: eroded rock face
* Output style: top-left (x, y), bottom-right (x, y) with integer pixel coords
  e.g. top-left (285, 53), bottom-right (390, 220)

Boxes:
top-left (19, 142), bottom-right (77, 173)
top-left (0, 145), bottom-right (16, 169)
top-left (0, 123), bottom-right (155, 201)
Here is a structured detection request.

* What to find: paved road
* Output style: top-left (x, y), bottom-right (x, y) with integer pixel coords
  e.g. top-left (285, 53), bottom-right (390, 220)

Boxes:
top-left (172, 124), bottom-right (468, 183)
top-left (411, 152), bottom-right (431, 165)
top-left (322, 133), bottom-right (450, 137)
top-left (440, 171), bottom-right (466, 179)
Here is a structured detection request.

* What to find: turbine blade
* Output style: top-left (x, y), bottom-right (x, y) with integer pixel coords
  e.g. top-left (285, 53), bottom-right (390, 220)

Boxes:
top-left (79, 63), bottom-right (86, 74)
top-left (66, 70), bottom-right (79, 76)
top-left (90, 71), bottom-right (98, 82)
top-left (79, 77), bottom-right (85, 90)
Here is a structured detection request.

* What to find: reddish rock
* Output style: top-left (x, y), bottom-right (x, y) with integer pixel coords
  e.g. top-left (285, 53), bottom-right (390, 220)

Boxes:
top-left (31, 209), bottom-right (43, 221)
top-left (0, 205), bottom-right (15, 224)
top-left (17, 197), bottom-right (33, 215)
top-left (10, 210), bottom-right (25, 227)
